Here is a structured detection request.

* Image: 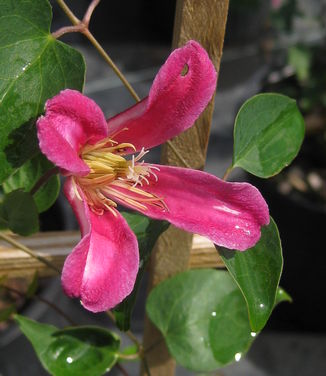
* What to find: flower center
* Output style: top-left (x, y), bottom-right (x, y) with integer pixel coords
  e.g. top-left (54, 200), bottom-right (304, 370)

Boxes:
top-left (72, 136), bottom-right (167, 216)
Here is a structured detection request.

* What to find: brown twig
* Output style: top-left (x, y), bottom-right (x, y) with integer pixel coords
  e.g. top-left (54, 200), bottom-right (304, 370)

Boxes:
top-left (2, 284), bottom-right (76, 325)
top-left (54, 0), bottom-right (190, 168)
top-left (52, 24), bottom-right (85, 39)
top-left (116, 363), bottom-right (130, 376)
top-left (54, 0), bottom-right (140, 102)
top-left (83, 0), bottom-right (101, 27)
top-left (0, 232), bottom-right (61, 274)
top-left (82, 29), bottom-right (140, 102)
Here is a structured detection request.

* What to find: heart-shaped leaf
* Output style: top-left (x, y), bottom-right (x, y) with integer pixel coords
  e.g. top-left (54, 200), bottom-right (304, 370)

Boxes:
top-left (219, 218), bottom-right (283, 332)
top-left (0, 189), bottom-right (39, 235)
top-left (0, 0), bottom-right (85, 183)
top-left (114, 212), bottom-right (169, 331)
top-left (146, 269), bottom-right (253, 372)
top-left (232, 93), bottom-right (305, 178)
top-left (209, 290), bottom-right (253, 364)
top-left (15, 315), bottom-right (120, 376)
top-left (3, 153), bottom-right (60, 213)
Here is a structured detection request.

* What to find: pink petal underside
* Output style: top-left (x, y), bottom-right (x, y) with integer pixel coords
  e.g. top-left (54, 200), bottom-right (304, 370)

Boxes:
top-left (112, 166), bottom-right (269, 251)
top-left (61, 178), bottom-right (139, 312)
top-left (106, 40), bottom-right (217, 152)
top-left (37, 89), bottom-right (108, 176)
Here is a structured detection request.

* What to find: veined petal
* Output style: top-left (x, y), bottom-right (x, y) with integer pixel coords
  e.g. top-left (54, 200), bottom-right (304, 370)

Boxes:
top-left (107, 40), bottom-right (217, 152)
top-left (114, 166), bottom-right (269, 251)
top-left (61, 178), bottom-right (139, 312)
top-left (37, 89), bottom-right (108, 175)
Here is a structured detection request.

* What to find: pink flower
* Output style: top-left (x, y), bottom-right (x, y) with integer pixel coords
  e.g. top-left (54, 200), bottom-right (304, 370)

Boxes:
top-left (271, 0), bottom-right (283, 10)
top-left (37, 41), bottom-right (269, 312)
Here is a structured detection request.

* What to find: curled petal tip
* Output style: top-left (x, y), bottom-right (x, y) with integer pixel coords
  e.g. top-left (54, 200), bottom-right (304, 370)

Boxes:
top-left (37, 89), bottom-right (108, 175)
top-left (107, 40), bottom-right (217, 151)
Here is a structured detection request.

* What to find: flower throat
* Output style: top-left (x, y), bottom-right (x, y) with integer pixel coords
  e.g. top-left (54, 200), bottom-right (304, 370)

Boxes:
top-left (72, 136), bottom-right (167, 216)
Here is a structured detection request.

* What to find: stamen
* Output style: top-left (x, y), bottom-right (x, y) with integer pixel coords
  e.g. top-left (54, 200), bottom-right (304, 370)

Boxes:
top-left (76, 137), bottom-right (167, 215)
top-left (134, 147), bottom-right (149, 162)
top-left (124, 198), bottom-right (148, 211)
top-left (140, 175), bottom-right (150, 185)
top-left (150, 171), bottom-right (158, 182)
top-left (72, 177), bottom-right (83, 201)
top-left (109, 127), bottom-right (129, 140)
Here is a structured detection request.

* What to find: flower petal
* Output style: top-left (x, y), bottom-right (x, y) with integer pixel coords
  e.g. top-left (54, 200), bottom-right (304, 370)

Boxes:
top-left (61, 178), bottom-right (139, 312)
top-left (107, 40), bottom-right (217, 152)
top-left (37, 89), bottom-right (108, 175)
top-left (113, 166), bottom-right (269, 251)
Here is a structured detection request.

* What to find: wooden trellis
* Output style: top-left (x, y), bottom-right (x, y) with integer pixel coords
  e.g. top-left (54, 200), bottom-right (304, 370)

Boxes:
top-left (0, 232), bottom-right (223, 278)
top-left (142, 1), bottom-right (229, 375)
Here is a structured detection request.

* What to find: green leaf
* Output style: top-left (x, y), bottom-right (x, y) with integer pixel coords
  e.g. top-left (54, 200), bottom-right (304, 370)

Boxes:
top-left (15, 315), bottom-right (120, 376)
top-left (119, 345), bottom-right (139, 361)
top-left (219, 218), bottom-right (283, 332)
top-left (0, 305), bottom-right (16, 322)
top-left (114, 212), bottom-right (169, 331)
top-left (146, 269), bottom-right (253, 372)
top-left (232, 93), bottom-right (305, 178)
top-left (0, 0), bottom-right (85, 183)
top-left (4, 118), bottom-right (39, 168)
top-left (275, 286), bottom-right (292, 305)
top-left (209, 290), bottom-right (253, 364)
top-left (288, 46), bottom-right (312, 82)
top-left (3, 153), bottom-right (60, 213)
top-left (0, 189), bottom-right (39, 235)
top-left (15, 314), bottom-right (57, 355)
top-left (26, 271), bottom-right (39, 299)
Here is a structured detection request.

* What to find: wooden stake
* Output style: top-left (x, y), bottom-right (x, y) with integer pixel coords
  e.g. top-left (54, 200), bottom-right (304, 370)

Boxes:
top-left (141, 1), bottom-right (230, 375)
top-left (0, 232), bottom-right (223, 278)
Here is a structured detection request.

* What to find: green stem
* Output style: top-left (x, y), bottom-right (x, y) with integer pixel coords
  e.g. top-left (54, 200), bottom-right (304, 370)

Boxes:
top-left (222, 164), bottom-right (233, 181)
top-left (118, 352), bottom-right (140, 361)
top-left (30, 167), bottom-right (59, 195)
top-left (56, 0), bottom-right (80, 25)
top-left (0, 232), bottom-right (61, 274)
top-left (82, 29), bottom-right (140, 102)
top-left (106, 311), bottom-right (152, 374)
top-left (106, 311), bottom-right (142, 349)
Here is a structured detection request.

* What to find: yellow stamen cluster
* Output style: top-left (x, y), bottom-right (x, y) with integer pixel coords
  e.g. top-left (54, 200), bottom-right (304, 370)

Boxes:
top-left (73, 136), bottom-right (167, 215)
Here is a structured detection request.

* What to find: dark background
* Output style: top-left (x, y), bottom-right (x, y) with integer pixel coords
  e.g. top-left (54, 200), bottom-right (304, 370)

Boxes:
top-left (1, 0), bottom-right (326, 375)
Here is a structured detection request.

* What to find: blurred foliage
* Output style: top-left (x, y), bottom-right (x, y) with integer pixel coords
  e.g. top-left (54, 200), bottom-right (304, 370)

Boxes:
top-left (264, 0), bottom-right (326, 205)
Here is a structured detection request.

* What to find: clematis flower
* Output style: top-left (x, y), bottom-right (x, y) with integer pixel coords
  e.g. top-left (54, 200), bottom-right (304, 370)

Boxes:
top-left (37, 41), bottom-right (269, 312)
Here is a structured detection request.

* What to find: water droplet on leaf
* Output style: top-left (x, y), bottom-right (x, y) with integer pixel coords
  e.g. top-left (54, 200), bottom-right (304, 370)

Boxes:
top-left (235, 352), bottom-right (242, 362)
